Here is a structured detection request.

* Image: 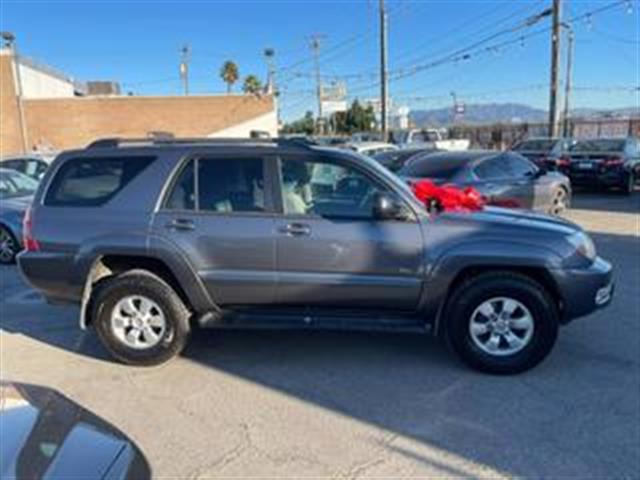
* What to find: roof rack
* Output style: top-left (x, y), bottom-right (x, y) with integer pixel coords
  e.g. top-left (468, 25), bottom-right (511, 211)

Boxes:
top-left (86, 136), bottom-right (318, 150)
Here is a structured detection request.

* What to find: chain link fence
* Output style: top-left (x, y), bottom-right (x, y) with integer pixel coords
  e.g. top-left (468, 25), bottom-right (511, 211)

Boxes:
top-left (449, 118), bottom-right (640, 150)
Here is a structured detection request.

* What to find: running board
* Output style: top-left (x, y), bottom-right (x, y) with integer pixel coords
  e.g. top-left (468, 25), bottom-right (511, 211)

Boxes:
top-left (196, 309), bottom-right (431, 334)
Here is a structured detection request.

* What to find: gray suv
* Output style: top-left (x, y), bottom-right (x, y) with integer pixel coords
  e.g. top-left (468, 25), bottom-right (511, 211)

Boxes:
top-left (18, 138), bottom-right (614, 374)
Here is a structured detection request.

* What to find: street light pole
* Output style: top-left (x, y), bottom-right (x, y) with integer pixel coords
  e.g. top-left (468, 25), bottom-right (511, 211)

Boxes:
top-left (379, 0), bottom-right (389, 142)
top-left (264, 48), bottom-right (275, 94)
top-left (561, 26), bottom-right (574, 137)
top-left (2, 32), bottom-right (28, 153)
top-left (180, 44), bottom-right (190, 96)
top-left (310, 35), bottom-right (324, 135)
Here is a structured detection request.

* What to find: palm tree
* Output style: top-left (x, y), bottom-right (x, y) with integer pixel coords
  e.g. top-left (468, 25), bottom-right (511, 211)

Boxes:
top-left (242, 74), bottom-right (263, 95)
top-left (220, 61), bottom-right (239, 93)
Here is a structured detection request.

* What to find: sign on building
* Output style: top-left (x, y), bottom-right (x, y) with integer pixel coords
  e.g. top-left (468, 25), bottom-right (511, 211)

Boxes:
top-left (320, 82), bottom-right (347, 115)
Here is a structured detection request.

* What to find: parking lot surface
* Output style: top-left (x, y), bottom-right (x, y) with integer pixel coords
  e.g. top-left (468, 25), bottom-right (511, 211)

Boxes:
top-left (1, 191), bottom-right (638, 478)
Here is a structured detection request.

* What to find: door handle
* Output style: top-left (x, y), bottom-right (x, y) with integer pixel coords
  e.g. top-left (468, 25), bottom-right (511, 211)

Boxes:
top-left (165, 218), bottom-right (195, 231)
top-left (278, 223), bottom-right (311, 236)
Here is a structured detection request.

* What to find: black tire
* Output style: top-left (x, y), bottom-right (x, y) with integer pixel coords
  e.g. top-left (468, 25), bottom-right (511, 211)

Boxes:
top-left (0, 224), bottom-right (19, 265)
top-left (548, 186), bottom-right (569, 216)
top-left (443, 272), bottom-right (559, 375)
top-left (92, 269), bottom-right (191, 366)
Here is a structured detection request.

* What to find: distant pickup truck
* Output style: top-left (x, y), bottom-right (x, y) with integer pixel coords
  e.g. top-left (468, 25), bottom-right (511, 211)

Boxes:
top-left (392, 128), bottom-right (470, 151)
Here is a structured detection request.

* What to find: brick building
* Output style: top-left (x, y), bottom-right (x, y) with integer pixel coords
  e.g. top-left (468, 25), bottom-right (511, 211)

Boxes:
top-left (0, 49), bottom-right (277, 156)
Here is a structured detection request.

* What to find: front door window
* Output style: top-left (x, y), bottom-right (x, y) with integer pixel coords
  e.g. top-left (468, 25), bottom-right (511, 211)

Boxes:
top-left (279, 158), bottom-right (385, 219)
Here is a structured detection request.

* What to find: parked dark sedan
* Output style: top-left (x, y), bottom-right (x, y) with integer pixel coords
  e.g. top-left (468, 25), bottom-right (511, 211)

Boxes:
top-left (557, 137), bottom-right (640, 194)
top-left (399, 150), bottom-right (571, 215)
top-left (372, 147), bottom-right (439, 172)
top-left (0, 168), bottom-right (37, 264)
top-left (512, 137), bottom-right (575, 170)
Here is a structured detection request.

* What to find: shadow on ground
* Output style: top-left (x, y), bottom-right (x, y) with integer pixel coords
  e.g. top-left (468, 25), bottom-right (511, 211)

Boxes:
top-left (2, 231), bottom-right (638, 477)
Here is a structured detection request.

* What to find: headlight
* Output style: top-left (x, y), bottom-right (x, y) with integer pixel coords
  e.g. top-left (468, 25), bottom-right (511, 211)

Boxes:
top-left (568, 231), bottom-right (596, 260)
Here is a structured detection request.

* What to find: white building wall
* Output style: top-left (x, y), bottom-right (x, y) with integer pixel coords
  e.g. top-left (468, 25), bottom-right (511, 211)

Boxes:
top-left (207, 108), bottom-right (278, 138)
top-left (18, 62), bottom-right (76, 99)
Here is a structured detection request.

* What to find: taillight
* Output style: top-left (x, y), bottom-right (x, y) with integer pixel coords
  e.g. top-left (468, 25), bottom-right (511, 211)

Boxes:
top-left (22, 206), bottom-right (40, 252)
top-left (556, 155), bottom-right (571, 168)
top-left (604, 156), bottom-right (624, 167)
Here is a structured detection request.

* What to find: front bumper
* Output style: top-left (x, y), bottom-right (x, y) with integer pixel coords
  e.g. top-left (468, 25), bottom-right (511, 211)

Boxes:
top-left (551, 256), bottom-right (614, 323)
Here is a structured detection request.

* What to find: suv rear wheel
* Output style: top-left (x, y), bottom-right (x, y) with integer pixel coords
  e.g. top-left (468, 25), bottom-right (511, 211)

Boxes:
top-left (92, 269), bottom-right (191, 366)
top-left (444, 272), bottom-right (558, 374)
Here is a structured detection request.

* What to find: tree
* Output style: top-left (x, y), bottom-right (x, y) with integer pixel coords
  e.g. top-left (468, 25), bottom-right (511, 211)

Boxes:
top-left (281, 111), bottom-right (315, 135)
top-left (220, 61), bottom-right (239, 93)
top-left (330, 100), bottom-right (377, 134)
top-left (242, 74), bottom-right (263, 95)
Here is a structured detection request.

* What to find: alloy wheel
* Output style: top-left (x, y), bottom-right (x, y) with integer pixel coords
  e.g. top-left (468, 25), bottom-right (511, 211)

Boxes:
top-left (551, 188), bottom-right (567, 215)
top-left (0, 228), bottom-right (17, 264)
top-left (110, 295), bottom-right (167, 350)
top-left (469, 297), bottom-right (535, 356)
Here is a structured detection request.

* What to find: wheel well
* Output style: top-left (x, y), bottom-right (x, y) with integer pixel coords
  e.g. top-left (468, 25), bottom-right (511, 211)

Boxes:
top-left (0, 221), bottom-right (17, 237)
top-left (441, 265), bottom-right (564, 328)
top-left (89, 255), bottom-right (192, 313)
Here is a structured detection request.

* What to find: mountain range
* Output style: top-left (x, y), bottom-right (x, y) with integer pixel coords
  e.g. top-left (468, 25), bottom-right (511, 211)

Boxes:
top-left (409, 103), bottom-right (638, 126)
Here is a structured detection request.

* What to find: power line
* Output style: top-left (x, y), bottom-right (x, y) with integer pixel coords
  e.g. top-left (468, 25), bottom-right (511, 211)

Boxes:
top-left (340, 0), bottom-right (630, 98)
top-left (284, 1), bottom-right (548, 84)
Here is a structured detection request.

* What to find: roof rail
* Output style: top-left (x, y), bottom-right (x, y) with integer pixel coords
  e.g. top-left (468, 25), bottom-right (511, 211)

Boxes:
top-left (86, 137), bottom-right (315, 149)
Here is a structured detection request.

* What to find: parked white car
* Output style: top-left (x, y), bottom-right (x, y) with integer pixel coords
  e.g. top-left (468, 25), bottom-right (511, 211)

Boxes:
top-left (393, 128), bottom-right (470, 151)
top-left (346, 141), bottom-right (399, 157)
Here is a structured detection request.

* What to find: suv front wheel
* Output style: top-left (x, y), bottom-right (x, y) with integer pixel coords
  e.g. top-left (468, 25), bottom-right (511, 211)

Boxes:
top-left (92, 269), bottom-right (191, 366)
top-left (444, 272), bottom-right (559, 374)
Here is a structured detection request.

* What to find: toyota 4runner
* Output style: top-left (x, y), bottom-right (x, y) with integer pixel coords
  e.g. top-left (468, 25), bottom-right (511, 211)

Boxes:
top-left (18, 138), bottom-right (614, 374)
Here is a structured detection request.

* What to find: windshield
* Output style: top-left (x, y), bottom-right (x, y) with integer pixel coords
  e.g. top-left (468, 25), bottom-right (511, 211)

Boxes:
top-left (569, 139), bottom-right (625, 153)
top-left (513, 139), bottom-right (556, 152)
top-left (0, 169), bottom-right (38, 198)
top-left (337, 149), bottom-right (421, 207)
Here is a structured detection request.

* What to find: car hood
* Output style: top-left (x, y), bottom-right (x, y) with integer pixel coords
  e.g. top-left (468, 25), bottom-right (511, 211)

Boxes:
top-left (438, 206), bottom-right (579, 236)
top-left (0, 195), bottom-right (33, 212)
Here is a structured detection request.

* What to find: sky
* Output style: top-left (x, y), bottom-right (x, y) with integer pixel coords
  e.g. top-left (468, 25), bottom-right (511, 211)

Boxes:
top-left (1, 0), bottom-right (638, 121)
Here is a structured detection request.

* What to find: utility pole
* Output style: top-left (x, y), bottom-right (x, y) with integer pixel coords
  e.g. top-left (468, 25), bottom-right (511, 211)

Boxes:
top-left (2, 31), bottom-right (28, 153)
top-left (180, 44), bottom-right (190, 96)
top-left (379, 0), bottom-right (389, 142)
top-left (561, 26), bottom-right (574, 137)
top-left (548, 0), bottom-right (562, 137)
top-left (310, 35), bottom-right (324, 134)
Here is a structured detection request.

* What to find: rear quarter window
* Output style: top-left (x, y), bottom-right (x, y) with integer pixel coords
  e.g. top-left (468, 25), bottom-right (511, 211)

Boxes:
top-left (45, 156), bottom-right (155, 206)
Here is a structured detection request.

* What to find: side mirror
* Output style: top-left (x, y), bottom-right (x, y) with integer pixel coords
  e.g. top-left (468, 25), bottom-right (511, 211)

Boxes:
top-left (373, 192), bottom-right (409, 220)
top-left (534, 166), bottom-right (547, 177)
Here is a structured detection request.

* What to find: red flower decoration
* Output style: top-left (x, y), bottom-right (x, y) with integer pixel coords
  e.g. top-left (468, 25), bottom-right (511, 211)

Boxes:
top-left (411, 179), bottom-right (485, 213)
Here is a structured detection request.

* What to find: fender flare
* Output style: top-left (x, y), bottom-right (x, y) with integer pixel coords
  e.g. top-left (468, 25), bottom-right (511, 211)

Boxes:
top-left (77, 234), bottom-right (218, 329)
top-left (421, 239), bottom-right (562, 335)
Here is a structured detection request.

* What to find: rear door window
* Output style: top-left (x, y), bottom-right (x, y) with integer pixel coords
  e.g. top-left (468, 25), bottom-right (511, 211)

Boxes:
top-left (45, 156), bottom-right (155, 206)
top-left (165, 159), bottom-right (195, 210)
top-left (197, 157), bottom-right (266, 213)
top-left (474, 157), bottom-right (509, 180)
